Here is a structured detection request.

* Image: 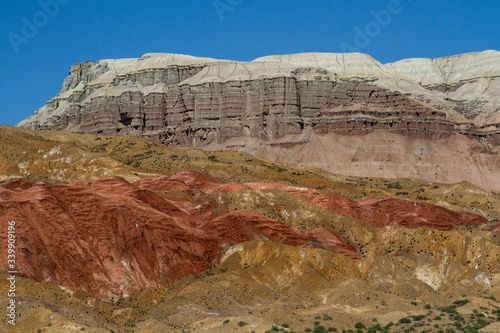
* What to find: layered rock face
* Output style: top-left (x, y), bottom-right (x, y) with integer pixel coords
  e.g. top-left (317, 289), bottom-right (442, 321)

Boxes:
top-left (18, 51), bottom-right (500, 189)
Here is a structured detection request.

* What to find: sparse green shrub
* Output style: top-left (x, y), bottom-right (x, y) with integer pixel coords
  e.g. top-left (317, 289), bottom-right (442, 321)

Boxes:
top-left (387, 182), bottom-right (402, 189)
top-left (323, 314), bottom-right (333, 321)
top-left (438, 305), bottom-right (458, 314)
top-left (476, 318), bottom-right (489, 328)
top-left (411, 314), bottom-right (426, 321)
top-left (453, 299), bottom-right (469, 307)
top-left (384, 322), bottom-right (394, 329)
top-left (354, 322), bottom-right (366, 329)
top-left (314, 325), bottom-right (327, 333)
top-left (368, 324), bottom-right (382, 332)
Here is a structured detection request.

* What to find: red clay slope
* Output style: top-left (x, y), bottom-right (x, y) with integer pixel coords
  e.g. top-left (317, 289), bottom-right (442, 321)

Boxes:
top-left (136, 171), bottom-right (487, 230)
top-left (0, 176), bottom-right (357, 297)
top-left (0, 172), bottom-right (487, 296)
top-left (486, 224), bottom-right (500, 232)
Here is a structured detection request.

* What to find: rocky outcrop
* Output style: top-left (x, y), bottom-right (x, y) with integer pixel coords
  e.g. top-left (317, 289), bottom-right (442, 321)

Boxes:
top-left (17, 51), bottom-right (500, 188)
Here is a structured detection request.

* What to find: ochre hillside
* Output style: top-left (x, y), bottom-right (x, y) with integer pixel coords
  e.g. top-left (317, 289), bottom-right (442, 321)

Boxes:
top-left (0, 126), bottom-right (499, 332)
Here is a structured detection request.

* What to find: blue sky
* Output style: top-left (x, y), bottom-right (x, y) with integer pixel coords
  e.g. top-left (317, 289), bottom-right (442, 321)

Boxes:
top-left (1, 0), bottom-right (499, 126)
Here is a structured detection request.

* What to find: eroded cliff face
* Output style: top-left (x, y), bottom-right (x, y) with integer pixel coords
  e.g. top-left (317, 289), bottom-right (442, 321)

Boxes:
top-left (17, 51), bottom-right (500, 189)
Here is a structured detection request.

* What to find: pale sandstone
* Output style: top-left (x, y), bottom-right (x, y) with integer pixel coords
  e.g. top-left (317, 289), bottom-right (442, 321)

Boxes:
top-left (17, 51), bottom-right (500, 189)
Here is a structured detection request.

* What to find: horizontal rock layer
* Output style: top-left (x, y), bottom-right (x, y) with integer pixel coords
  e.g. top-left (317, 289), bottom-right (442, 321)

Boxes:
top-left (17, 52), bottom-right (500, 188)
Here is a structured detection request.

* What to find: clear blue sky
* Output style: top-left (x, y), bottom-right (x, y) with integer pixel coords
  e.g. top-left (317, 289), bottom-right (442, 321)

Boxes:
top-left (1, 0), bottom-right (499, 126)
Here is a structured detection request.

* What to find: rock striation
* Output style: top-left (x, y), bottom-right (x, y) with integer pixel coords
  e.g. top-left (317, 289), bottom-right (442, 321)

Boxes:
top-left (0, 173), bottom-right (357, 296)
top-left (136, 171), bottom-right (488, 231)
top-left (0, 171), bottom-right (488, 296)
top-left (17, 51), bottom-right (500, 189)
